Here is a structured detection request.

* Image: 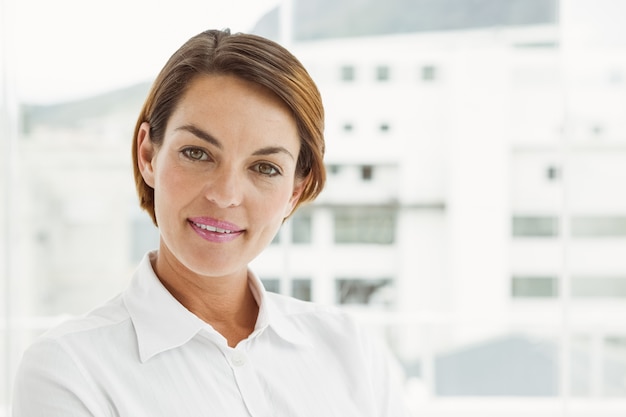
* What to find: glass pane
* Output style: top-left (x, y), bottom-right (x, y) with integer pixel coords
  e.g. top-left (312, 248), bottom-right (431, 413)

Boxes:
top-left (570, 335), bottom-right (592, 397)
top-left (571, 216), bottom-right (626, 237)
top-left (421, 65), bottom-right (437, 81)
top-left (512, 216), bottom-right (559, 237)
top-left (574, 335), bottom-right (626, 398)
top-left (604, 336), bottom-right (626, 397)
top-left (512, 276), bottom-right (559, 298)
top-left (335, 278), bottom-right (393, 306)
top-left (360, 165), bottom-right (373, 181)
top-left (376, 65), bottom-right (390, 81)
top-left (572, 276), bottom-right (626, 298)
top-left (291, 212), bottom-right (312, 244)
top-left (340, 65), bottom-right (355, 81)
top-left (292, 278), bottom-right (312, 301)
top-left (334, 207), bottom-right (396, 244)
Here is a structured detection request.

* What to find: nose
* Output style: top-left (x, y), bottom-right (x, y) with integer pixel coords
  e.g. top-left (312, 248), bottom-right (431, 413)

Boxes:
top-left (204, 165), bottom-right (243, 208)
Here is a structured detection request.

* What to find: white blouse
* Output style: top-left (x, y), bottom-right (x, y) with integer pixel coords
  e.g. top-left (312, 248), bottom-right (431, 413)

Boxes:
top-left (12, 251), bottom-right (411, 417)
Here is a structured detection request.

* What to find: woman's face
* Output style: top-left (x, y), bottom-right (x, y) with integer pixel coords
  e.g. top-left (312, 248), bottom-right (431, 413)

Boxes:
top-left (137, 74), bottom-right (304, 281)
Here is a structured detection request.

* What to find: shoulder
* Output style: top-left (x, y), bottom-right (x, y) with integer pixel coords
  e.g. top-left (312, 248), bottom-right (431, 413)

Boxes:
top-left (12, 304), bottom-right (125, 417)
top-left (15, 294), bottom-right (134, 393)
top-left (39, 294), bottom-right (130, 341)
top-left (22, 294), bottom-right (133, 369)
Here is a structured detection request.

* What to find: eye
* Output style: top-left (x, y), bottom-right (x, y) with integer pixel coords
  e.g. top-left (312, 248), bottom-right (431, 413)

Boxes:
top-left (253, 162), bottom-right (281, 177)
top-left (182, 147), bottom-right (209, 161)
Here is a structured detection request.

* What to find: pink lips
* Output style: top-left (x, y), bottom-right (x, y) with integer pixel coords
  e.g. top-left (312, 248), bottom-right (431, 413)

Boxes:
top-left (188, 217), bottom-right (244, 243)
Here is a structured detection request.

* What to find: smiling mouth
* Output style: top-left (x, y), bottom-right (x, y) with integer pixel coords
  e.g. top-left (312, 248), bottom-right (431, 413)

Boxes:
top-left (191, 221), bottom-right (235, 234)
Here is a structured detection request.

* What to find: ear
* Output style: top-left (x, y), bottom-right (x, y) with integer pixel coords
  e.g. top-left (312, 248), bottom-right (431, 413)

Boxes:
top-left (284, 175), bottom-right (308, 218)
top-left (137, 122), bottom-right (156, 188)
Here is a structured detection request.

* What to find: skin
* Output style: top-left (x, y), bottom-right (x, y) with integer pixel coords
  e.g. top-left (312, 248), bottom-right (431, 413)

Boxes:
top-left (137, 74), bottom-right (306, 347)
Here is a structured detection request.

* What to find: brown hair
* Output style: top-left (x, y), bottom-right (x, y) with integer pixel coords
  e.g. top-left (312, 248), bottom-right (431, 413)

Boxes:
top-left (132, 29), bottom-right (326, 225)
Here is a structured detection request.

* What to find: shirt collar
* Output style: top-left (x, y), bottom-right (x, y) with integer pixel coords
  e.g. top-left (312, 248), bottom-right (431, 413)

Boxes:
top-left (247, 269), bottom-right (312, 348)
top-left (123, 252), bottom-right (207, 363)
top-left (123, 252), bottom-right (310, 363)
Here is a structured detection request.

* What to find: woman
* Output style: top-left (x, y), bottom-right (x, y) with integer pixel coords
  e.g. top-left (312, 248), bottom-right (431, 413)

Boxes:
top-left (13, 29), bottom-right (410, 416)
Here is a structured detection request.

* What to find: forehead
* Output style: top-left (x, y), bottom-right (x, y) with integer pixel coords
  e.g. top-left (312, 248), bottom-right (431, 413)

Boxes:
top-left (166, 74), bottom-right (300, 147)
top-left (178, 74), bottom-right (291, 117)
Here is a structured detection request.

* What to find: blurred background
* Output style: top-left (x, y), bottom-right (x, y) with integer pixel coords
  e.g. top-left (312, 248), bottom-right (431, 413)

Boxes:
top-left (2, 0), bottom-right (626, 415)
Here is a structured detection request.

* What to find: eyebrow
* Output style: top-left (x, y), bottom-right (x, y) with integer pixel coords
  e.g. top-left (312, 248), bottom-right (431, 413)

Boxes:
top-left (253, 146), bottom-right (295, 160)
top-left (175, 124), bottom-right (296, 160)
top-left (175, 124), bottom-right (222, 149)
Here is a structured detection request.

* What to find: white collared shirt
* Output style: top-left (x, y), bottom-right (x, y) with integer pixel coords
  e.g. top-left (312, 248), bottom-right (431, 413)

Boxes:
top-left (13, 252), bottom-right (410, 417)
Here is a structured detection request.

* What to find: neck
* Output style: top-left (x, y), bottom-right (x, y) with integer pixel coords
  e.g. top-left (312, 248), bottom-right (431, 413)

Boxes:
top-left (152, 251), bottom-right (259, 348)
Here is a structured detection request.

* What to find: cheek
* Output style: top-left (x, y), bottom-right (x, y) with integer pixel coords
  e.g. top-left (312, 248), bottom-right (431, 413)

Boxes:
top-left (152, 163), bottom-right (194, 217)
top-left (272, 187), bottom-right (299, 221)
top-left (249, 187), bottom-right (292, 222)
top-left (158, 170), bottom-right (188, 194)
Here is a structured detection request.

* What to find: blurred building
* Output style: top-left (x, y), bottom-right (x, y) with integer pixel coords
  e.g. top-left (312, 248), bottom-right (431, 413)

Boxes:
top-left (17, 83), bottom-right (153, 316)
top-left (254, 23), bottom-right (626, 397)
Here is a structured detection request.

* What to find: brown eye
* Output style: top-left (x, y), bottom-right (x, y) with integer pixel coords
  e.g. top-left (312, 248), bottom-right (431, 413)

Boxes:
top-left (254, 162), bottom-right (280, 177)
top-left (182, 148), bottom-right (208, 161)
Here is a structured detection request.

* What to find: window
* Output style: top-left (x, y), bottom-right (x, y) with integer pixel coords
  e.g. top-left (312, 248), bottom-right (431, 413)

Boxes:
top-left (571, 276), bottom-right (626, 298)
top-left (513, 42), bottom-right (559, 49)
top-left (292, 278), bottom-right (312, 301)
top-left (512, 276), bottom-right (626, 299)
top-left (376, 65), bottom-right (390, 81)
top-left (546, 165), bottom-right (561, 180)
top-left (591, 124), bottom-right (604, 136)
top-left (421, 65), bottom-right (437, 81)
top-left (513, 216), bottom-right (626, 238)
top-left (340, 65), bottom-right (355, 81)
top-left (334, 207), bottom-right (396, 244)
top-left (336, 278), bottom-right (393, 306)
top-left (602, 337), bottom-right (626, 396)
top-left (512, 276), bottom-right (559, 298)
top-left (360, 165), bottom-right (373, 181)
top-left (571, 216), bottom-right (626, 237)
top-left (327, 164), bottom-right (341, 175)
top-left (512, 216), bottom-right (559, 237)
top-left (291, 212), bottom-right (312, 244)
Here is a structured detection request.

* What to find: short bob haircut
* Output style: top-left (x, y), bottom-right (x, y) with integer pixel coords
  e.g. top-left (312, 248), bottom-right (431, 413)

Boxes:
top-left (132, 29), bottom-right (326, 225)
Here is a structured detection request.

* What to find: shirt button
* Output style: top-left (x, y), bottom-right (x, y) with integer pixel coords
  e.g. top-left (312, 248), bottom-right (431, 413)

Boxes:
top-left (231, 351), bottom-right (247, 367)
